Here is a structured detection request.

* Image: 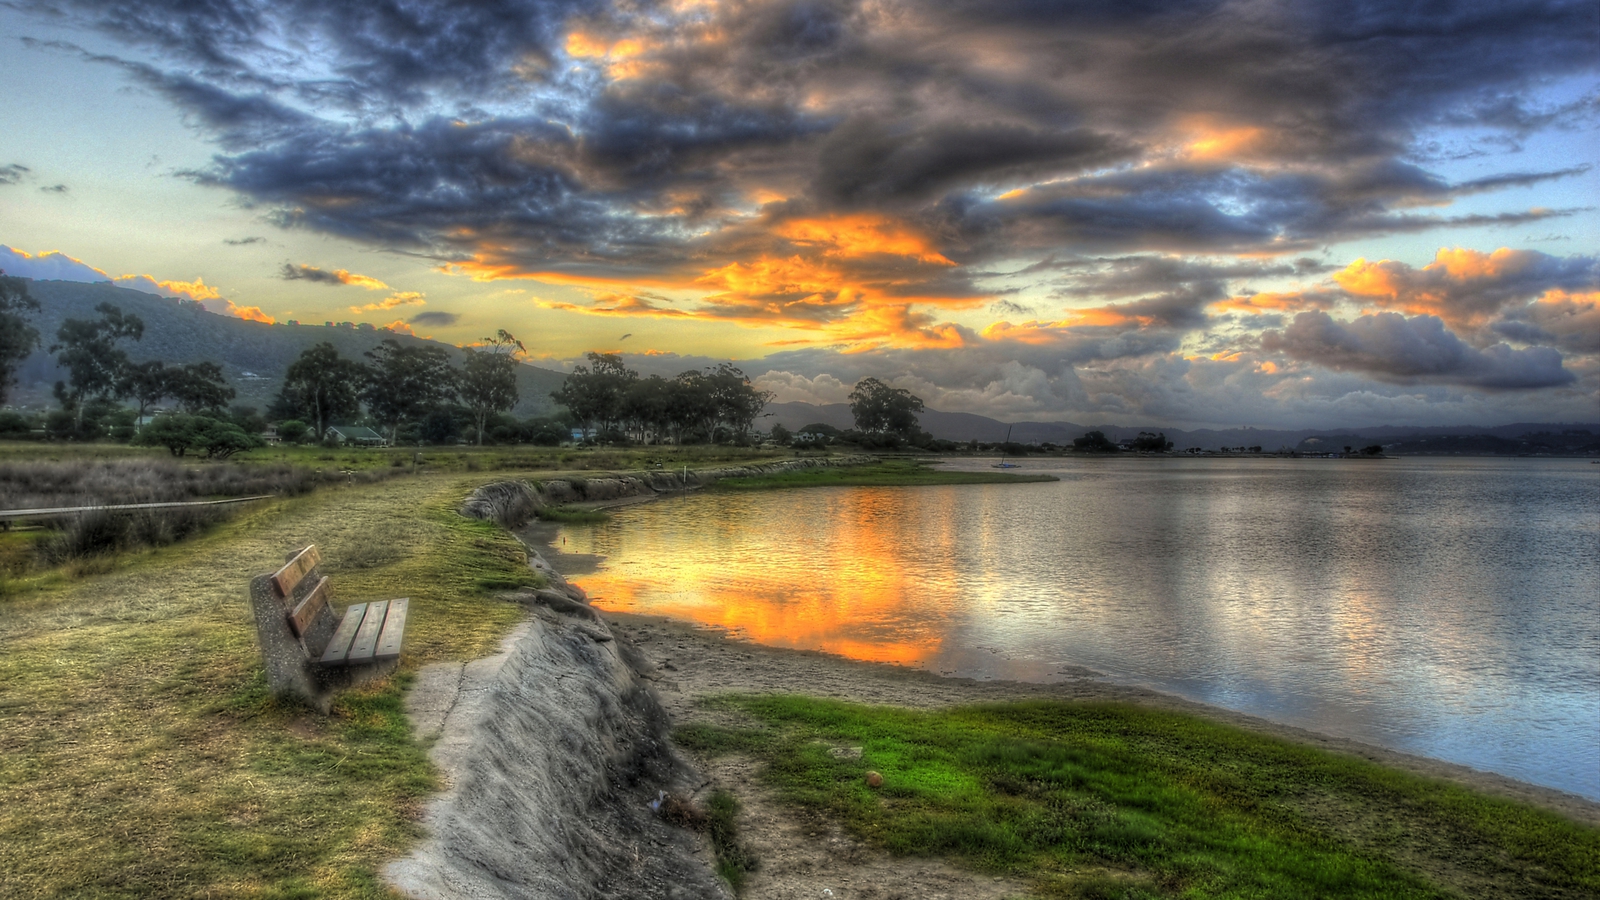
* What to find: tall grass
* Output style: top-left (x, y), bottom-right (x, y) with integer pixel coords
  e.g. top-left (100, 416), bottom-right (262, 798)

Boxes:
top-left (0, 459), bottom-right (317, 510)
top-left (0, 459), bottom-right (405, 587)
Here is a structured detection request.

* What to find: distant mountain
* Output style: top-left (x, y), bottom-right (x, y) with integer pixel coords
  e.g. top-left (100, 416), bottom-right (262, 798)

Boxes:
top-left (764, 400), bottom-right (1599, 453)
top-left (7, 279), bottom-right (567, 417)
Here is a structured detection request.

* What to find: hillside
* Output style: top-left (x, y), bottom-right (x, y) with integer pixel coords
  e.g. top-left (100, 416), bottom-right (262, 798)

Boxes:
top-left (8, 279), bottom-right (566, 417)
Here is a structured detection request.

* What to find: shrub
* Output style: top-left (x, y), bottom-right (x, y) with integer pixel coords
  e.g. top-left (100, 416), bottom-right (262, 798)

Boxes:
top-left (276, 419), bottom-right (310, 444)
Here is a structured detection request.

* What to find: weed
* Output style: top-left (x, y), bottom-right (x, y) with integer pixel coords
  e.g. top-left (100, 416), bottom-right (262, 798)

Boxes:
top-left (707, 789), bottom-right (759, 893)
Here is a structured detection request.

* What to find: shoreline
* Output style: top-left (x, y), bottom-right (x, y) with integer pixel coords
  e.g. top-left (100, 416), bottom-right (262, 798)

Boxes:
top-left (520, 513), bottom-right (1600, 828)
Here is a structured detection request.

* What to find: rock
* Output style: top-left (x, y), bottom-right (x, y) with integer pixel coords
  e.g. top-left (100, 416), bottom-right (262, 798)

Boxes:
top-left (866, 771), bottom-right (884, 788)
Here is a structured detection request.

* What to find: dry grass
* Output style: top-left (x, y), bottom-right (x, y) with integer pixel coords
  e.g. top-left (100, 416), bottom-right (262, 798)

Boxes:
top-left (0, 471), bottom-right (540, 898)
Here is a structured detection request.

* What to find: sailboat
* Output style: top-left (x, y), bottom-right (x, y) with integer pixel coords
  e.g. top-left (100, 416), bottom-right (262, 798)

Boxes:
top-left (992, 425), bottom-right (1022, 468)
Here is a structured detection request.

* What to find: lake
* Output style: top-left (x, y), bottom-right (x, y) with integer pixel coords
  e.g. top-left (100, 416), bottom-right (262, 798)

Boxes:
top-left (555, 457), bottom-right (1600, 799)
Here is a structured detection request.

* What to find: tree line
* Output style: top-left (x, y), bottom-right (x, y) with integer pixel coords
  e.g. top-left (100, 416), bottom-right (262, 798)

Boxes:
top-left (551, 352), bottom-right (777, 445)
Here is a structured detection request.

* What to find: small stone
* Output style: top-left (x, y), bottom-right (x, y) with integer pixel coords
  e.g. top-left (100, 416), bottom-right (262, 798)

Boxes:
top-left (865, 771), bottom-right (883, 788)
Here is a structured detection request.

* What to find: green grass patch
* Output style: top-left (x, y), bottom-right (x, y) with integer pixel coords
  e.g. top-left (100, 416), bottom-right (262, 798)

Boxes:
top-left (706, 789), bottom-right (759, 894)
top-left (0, 472), bottom-right (542, 898)
top-left (713, 458), bottom-right (1057, 490)
top-left (677, 696), bottom-right (1600, 899)
top-left (536, 505), bottom-right (612, 524)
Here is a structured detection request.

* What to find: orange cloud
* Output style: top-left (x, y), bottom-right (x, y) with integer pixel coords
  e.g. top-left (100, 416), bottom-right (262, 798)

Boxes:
top-left (284, 263), bottom-right (390, 290)
top-left (219, 300), bottom-right (274, 324)
top-left (775, 213), bottom-right (956, 265)
top-left (1182, 116), bottom-right (1271, 162)
top-left (1331, 247), bottom-right (1547, 327)
top-left (1212, 290), bottom-right (1340, 314)
top-left (441, 213), bottom-right (983, 348)
top-left (382, 319), bottom-right (418, 336)
top-left (352, 291), bottom-right (425, 313)
top-left (114, 273), bottom-right (221, 301)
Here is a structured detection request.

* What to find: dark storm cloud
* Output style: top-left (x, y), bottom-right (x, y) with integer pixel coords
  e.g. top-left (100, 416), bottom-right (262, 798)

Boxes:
top-left (410, 311), bottom-right (460, 326)
top-left (1260, 310), bottom-right (1574, 389)
top-left (280, 263), bottom-right (344, 284)
top-left (14, 0), bottom-right (1599, 337)
top-left (32, 0), bottom-right (602, 104)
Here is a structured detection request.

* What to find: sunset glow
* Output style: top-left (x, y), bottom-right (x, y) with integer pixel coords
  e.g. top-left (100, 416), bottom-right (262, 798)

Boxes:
top-left (0, 0), bottom-right (1593, 427)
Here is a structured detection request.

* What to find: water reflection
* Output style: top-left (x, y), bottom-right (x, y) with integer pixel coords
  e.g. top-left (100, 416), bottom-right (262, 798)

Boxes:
top-left (561, 458), bottom-right (1600, 798)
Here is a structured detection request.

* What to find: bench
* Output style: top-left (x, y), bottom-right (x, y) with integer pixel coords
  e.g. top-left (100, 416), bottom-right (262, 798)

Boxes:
top-left (248, 544), bottom-right (408, 711)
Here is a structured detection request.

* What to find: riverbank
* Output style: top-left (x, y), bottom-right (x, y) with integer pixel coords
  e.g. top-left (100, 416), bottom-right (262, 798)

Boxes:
top-left (603, 613), bottom-right (1600, 898)
top-left (377, 486), bottom-right (1600, 890)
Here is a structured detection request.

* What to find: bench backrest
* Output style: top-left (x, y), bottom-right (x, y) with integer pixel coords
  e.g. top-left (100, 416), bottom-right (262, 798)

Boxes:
top-left (271, 545), bottom-right (332, 639)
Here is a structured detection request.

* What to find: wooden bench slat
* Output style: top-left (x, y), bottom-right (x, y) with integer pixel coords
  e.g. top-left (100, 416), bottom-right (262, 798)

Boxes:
top-left (271, 545), bottom-right (321, 599)
top-left (346, 599), bottom-right (389, 664)
top-left (288, 576), bottom-right (331, 638)
top-left (374, 598), bottom-right (408, 662)
top-left (319, 602), bottom-right (367, 666)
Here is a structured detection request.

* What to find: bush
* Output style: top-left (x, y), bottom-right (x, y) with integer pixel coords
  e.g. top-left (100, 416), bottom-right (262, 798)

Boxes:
top-left (276, 419), bottom-right (310, 444)
top-left (135, 414), bottom-right (262, 459)
top-left (0, 410), bottom-right (37, 438)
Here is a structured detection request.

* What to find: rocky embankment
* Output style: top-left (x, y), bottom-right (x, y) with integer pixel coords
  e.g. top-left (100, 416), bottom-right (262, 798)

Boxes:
top-left (457, 455), bottom-right (873, 528)
top-left (386, 458), bottom-right (870, 899)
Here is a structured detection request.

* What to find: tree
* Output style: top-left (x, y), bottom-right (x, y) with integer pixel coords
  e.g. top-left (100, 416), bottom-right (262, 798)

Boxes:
top-left (1073, 430), bottom-right (1118, 452)
top-left (0, 272), bottom-right (40, 405)
top-left (848, 377), bottom-right (924, 437)
top-left (551, 352), bottom-right (636, 438)
top-left (704, 363), bottom-right (773, 440)
top-left (1130, 431), bottom-right (1170, 452)
top-left (118, 360), bottom-right (170, 426)
top-left (363, 339), bottom-right (457, 443)
top-left (459, 330), bottom-right (524, 445)
top-left (770, 423), bottom-right (791, 445)
top-left (49, 303), bottom-right (143, 418)
top-left (166, 362), bottom-right (235, 414)
top-left (275, 343), bottom-right (364, 440)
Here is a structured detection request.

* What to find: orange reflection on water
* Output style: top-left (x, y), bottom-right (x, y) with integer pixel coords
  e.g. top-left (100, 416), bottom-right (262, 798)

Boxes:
top-left (576, 488), bottom-right (961, 667)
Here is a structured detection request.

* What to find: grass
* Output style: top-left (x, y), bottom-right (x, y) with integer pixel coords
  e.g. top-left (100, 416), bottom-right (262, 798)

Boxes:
top-left (0, 439), bottom-right (788, 474)
top-left (706, 789), bottom-right (759, 894)
top-left (0, 471), bottom-right (541, 898)
top-left (676, 696), bottom-right (1600, 900)
top-left (535, 505), bottom-right (612, 524)
top-left (713, 458), bottom-right (1058, 489)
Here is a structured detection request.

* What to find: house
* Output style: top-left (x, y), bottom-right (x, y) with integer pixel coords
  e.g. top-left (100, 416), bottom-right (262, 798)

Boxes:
top-left (326, 425), bottom-right (388, 447)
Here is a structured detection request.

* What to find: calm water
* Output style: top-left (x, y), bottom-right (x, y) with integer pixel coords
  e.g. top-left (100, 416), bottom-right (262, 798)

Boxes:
top-left (558, 458), bottom-right (1600, 799)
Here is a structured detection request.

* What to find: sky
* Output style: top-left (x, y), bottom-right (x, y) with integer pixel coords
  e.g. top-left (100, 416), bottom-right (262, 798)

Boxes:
top-left (0, 0), bottom-right (1596, 429)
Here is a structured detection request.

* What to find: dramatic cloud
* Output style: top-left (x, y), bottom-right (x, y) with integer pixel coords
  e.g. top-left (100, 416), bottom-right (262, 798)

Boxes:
top-left (17, 0), bottom-right (1595, 349)
top-left (1260, 311), bottom-right (1574, 389)
top-left (279, 263), bottom-right (389, 290)
top-left (9, 0), bottom-right (1597, 428)
top-left (1332, 247), bottom-right (1599, 330)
